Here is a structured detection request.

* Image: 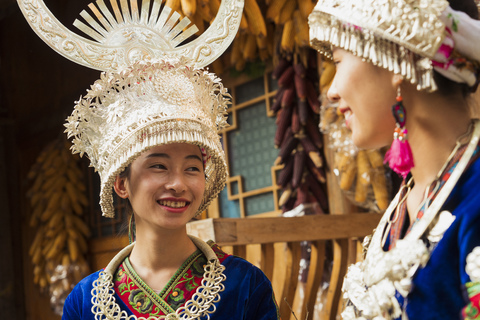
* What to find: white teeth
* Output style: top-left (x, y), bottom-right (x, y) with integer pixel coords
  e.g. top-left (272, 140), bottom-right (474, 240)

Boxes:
top-left (344, 110), bottom-right (353, 123)
top-left (158, 200), bottom-right (187, 208)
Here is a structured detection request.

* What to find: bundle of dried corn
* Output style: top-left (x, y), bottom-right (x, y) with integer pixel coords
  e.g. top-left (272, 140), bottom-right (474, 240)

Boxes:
top-left (271, 49), bottom-right (328, 214)
top-left (26, 136), bottom-right (90, 312)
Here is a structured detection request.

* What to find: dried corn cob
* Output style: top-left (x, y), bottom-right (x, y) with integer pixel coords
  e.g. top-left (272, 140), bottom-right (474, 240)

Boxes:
top-left (297, 0), bottom-right (315, 19)
top-left (281, 87), bottom-right (295, 108)
top-left (356, 151), bottom-right (371, 186)
top-left (245, 0), bottom-right (267, 38)
top-left (272, 59), bottom-right (291, 79)
top-left (305, 118), bottom-right (323, 148)
top-left (278, 65), bottom-right (295, 87)
top-left (339, 156), bottom-right (357, 190)
top-left (280, 19), bottom-right (295, 53)
top-left (366, 149), bottom-right (385, 168)
top-left (243, 33), bottom-right (258, 61)
top-left (320, 61), bottom-right (336, 88)
top-left (293, 10), bottom-right (309, 47)
top-left (277, 155), bottom-right (295, 188)
top-left (278, 0), bottom-right (296, 25)
top-left (166, 0), bottom-right (181, 13)
top-left (274, 104), bottom-right (294, 147)
top-left (291, 107), bottom-right (300, 134)
top-left (267, 0), bottom-right (289, 21)
top-left (298, 99), bottom-right (309, 125)
top-left (180, 0), bottom-right (196, 18)
top-left (292, 147), bottom-right (306, 188)
top-left (294, 73), bottom-right (307, 99)
top-left (271, 87), bottom-right (285, 113)
top-left (306, 174), bottom-right (328, 211)
top-left (371, 168), bottom-right (389, 210)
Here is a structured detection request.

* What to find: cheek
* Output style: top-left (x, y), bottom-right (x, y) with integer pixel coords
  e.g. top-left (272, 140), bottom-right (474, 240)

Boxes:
top-left (195, 179), bottom-right (206, 198)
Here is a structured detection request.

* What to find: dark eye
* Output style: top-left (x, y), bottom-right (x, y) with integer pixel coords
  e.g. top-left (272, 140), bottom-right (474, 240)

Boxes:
top-left (186, 166), bottom-right (201, 172)
top-left (151, 164), bottom-right (166, 169)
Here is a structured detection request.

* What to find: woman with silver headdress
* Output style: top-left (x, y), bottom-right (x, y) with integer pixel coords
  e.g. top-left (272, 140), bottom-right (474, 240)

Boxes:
top-left (17, 0), bottom-right (280, 319)
top-left (309, 0), bottom-right (480, 319)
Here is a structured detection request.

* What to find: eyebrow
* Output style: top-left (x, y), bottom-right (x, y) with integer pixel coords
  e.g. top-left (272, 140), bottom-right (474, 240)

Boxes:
top-left (146, 153), bottom-right (202, 162)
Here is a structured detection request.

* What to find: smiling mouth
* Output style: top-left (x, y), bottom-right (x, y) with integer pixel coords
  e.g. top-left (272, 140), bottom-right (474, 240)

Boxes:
top-left (157, 200), bottom-right (189, 208)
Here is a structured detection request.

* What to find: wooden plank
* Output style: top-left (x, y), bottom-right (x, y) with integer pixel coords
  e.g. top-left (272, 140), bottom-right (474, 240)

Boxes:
top-left (325, 239), bottom-right (349, 320)
top-left (233, 245), bottom-right (247, 259)
top-left (279, 241), bottom-right (302, 319)
top-left (186, 214), bottom-right (380, 245)
top-left (260, 243), bottom-right (275, 280)
top-left (301, 240), bottom-right (325, 320)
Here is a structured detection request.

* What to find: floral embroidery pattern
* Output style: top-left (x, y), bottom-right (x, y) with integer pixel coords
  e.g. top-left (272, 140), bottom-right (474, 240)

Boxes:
top-left (129, 289), bottom-right (154, 314)
top-left (463, 282), bottom-right (480, 319)
top-left (113, 241), bottom-right (229, 318)
top-left (167, 288), bottom-right (185, 310)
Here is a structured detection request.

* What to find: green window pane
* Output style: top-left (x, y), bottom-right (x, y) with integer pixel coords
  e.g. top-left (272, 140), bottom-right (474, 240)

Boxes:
top-left (245, 192), bottom-right (275, 216)
top-left (227, 101), bottom-right (277, 192)
top-left (235, 77), bottom-right (264, 104)
top-left (219, 188), bottom-right (240, 218)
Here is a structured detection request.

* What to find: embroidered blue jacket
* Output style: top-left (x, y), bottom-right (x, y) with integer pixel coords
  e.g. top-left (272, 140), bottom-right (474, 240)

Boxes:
top-left (62, 251), bottom-right (280, 320)
top-left (400, 157), bottom-right (480, 319)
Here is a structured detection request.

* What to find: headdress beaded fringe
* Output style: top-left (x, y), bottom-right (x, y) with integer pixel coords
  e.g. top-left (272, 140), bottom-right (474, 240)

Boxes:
top-left (309, 14), bottom-right (439, 92)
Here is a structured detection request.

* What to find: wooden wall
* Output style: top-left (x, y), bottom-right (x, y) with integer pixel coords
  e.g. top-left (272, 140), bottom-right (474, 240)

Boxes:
top-left (0, 1), bottom-right (99, 318)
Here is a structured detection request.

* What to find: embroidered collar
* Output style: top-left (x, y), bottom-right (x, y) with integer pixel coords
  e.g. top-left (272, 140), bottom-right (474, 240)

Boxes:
top-left (114, 242), bottom-right (227, 317)
top-left (91, 235), bottom-right (228, 320)
top-left (342, 119), bottom-right (480, 320)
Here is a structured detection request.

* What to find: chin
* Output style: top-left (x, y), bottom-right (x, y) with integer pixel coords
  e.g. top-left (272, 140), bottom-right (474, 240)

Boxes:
top-left (352, 134), bottom-right (389, 151)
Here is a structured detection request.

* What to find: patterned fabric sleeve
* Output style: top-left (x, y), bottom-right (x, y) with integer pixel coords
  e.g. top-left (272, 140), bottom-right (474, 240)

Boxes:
top-left (460, 212), bottom-right (480, 320)
top-left (462, 246), bottom-right (480, 319)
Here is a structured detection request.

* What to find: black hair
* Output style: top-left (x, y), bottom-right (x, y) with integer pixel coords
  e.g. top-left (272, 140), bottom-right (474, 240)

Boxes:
top-left (118, 164), bottom-right (131, 179)
top-left (434, 0), bottom-right (479, 98)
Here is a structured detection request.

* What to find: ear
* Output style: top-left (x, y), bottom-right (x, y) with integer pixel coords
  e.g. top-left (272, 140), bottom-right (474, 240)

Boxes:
top-left (392, 74), bottom-right (403, 88)
top-left (114, 175), bottom-right (129, 199)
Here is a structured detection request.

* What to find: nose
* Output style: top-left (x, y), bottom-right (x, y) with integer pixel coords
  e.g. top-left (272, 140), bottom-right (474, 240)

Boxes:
top-left (164, 172), bottom-right (186, 194)
top-left (326, 77), bottom-right (340, 103)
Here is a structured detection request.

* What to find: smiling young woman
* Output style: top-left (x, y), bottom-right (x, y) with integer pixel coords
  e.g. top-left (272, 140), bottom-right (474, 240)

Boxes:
top-left (310, 0), bottom-right (480, 319)
top-left (58, 51), bottom-right (282, 320)
top-left (17, 0), bottom-right (281, 318)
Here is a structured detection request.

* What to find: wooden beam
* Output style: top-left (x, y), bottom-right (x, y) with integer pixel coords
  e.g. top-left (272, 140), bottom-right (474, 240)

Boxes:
top-left (187, 213), bottom-right (381, 246)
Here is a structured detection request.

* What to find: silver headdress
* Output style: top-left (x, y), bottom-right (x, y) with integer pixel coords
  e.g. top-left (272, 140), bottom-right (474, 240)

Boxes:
top-left (18, 0), bottom-right (244, 217)
top-left (308, 0), bottom-right (480, 92)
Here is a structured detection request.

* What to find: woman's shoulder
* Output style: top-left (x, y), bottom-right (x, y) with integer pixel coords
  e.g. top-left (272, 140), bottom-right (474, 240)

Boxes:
top-left (209, 242), bottom-right (269, 280)
top-left (62, 270), bottom-right (103, 319)
top-left (69, 270), bottom-right (102, 296)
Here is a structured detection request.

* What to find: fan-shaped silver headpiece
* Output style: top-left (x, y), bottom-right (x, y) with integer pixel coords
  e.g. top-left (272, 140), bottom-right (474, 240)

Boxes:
top-left (18, 0), bottom-right (244, 217)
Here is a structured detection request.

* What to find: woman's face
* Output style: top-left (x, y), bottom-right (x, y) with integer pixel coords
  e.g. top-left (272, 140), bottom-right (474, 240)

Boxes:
top-left (328, 48), bottom-right (397, 149)
top-left (115, 143), bottom-right (205, 231)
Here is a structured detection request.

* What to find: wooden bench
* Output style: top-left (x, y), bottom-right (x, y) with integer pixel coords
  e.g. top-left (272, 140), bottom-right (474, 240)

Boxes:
top-left (186, 213), bottom-right (381, 320)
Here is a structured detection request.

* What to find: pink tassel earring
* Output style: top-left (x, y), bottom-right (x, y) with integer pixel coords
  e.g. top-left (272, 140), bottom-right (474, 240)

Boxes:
top-left (384, 87), bottom-right (414, 179)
